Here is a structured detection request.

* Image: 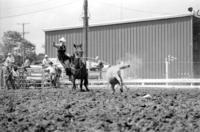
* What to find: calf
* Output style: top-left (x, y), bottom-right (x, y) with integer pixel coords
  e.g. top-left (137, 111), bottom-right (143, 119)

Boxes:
top-left (106, 63), bottom-right (130, 94)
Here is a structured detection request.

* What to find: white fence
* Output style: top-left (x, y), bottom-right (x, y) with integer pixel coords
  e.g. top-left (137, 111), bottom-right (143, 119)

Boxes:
top-left (0, 67), bottom-right (53, 89)
top-left (87, 79), bottom-right (200, 89)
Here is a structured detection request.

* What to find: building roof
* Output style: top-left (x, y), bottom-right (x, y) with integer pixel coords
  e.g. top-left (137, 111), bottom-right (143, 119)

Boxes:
top-left (44, 13), bottom-right (193, 32)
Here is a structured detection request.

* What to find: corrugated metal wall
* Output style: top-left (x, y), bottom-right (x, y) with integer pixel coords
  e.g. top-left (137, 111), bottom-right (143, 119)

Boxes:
top-left (45, 16), bottom-right (193, 79)
top-left (193, 17), bottom-right (200, 78)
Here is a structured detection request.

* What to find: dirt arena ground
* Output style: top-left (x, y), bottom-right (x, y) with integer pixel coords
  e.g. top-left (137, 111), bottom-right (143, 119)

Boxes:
top-left (0, 87), bottom-right (200, 132)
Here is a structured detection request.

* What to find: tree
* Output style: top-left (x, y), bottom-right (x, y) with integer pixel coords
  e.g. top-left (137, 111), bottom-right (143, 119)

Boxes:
top-left (0, 42), bottom-right (5, 63)
top-left (0, 42), bottom-right (4, 55)
top-left (1, 31), bottom-right (36, 65)
top-left (2, 31), bottom-right (22, 54)
top-left (2, 31), bottom-right (35, 55)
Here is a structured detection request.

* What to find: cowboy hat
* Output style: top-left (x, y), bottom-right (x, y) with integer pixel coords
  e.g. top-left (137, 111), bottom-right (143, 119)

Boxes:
top-left (59, 37), bottom-right (66, 42)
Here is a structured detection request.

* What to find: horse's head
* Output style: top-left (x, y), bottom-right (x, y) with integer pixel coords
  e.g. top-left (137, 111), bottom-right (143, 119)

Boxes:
top-left (73, 43), bottom-right (83, 58)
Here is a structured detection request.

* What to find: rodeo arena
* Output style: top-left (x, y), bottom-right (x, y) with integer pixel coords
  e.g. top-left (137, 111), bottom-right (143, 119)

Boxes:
top-left (1, 0), bottom-right (200, 131)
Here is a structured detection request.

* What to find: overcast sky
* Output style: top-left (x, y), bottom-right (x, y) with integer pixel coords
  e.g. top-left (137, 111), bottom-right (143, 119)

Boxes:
top-left (0, 0), bottom-right (200, 54)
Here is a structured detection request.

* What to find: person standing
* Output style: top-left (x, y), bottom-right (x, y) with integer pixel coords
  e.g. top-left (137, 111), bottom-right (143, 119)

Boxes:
top-left (23, 57), bottom-right (31, 71)
top-left (45, 62), bottom-right (56, 87)
top-left (12, 66), bottom-right (20, 89)
top-left (4, 53), bottom-right (15, 67)
top-left (95, 56), bottom-right (104, 79)
top-left (4, 53), bottom-right (15, 89)
top-left (42, 54), bottom-right (51, 68)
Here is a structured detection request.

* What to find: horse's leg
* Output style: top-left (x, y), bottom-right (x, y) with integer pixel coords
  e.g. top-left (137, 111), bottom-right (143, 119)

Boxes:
top-left (53, 76), bottom-right (57, 88)
top-left (72, 77), bottom-right (76, 91)
top-left (111, 84), bottom-right (115, 94)
top-left (119, 84), bottom-right (123, 93)
top-left (80, 79), bottom-right (84, 92)
top-left (84, 76), bottom-right (89, 91)
top-left (5, 77), bottom-right (10, 90)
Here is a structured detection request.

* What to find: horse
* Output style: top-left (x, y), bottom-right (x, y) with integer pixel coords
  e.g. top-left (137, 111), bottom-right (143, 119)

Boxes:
top-left (53, 42), bottom-right (89, 91)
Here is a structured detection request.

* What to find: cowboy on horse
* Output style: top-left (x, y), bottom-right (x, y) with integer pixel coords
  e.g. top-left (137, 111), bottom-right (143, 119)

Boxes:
top-left (52, 37), bottom-right (89, 91)
top-left (53, 37), bottom-right (73, 81)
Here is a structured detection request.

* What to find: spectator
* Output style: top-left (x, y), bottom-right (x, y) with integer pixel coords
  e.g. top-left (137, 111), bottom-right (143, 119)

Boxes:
top-left (45, 62), bottom-right (56, 86)
top-left (96, 56), bottom-right (104, 79)
top-left (42, 54), bottom-right (51, 68)
top-left (4, 53), bottom-right (15, 67)
top-left (12, 66), bottom-right (19, 77)
top-left (12, 66), bottom-right (19, 89)
top-left (3, 53), bottom-right (16, 90)
top-left (23, 57), bottom-right (31, 71)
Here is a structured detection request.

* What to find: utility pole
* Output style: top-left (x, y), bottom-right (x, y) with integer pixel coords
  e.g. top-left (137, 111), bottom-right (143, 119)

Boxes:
top-left (17, 23), bottom-right (29, 63)
top-left (18, 23), bottom-right (29, 39)
top-left (83, 0), bottom-right (89, 61)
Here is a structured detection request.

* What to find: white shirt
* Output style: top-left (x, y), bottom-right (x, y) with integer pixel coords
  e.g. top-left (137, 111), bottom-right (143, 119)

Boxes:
top-left (23, 59), bottom-right (31, 67)
top-left (12, 69), bottom-right (19, 77)
top-left (46, 66), bottom-right (56, 74)
top-left (4, 56), bottom-right (15, 67)
top-left (42, 58), bottom-right (51, 66)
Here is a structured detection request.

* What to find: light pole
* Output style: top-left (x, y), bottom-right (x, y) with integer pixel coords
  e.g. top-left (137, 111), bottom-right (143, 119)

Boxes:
top-left (17, 23), bottom-right (29, 63)
top-left (188, 7), bottom-right (200, 18)
top-left (165, 55), bottom-right (176, 79)
top-left (83, 0), bottom-right (89, 62)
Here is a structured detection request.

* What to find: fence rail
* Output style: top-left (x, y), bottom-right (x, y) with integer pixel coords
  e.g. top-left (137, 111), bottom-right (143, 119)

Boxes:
top-left (0, 67), bottom-right (53, 89)
top-left (87, 79), bottom-right (200, 89)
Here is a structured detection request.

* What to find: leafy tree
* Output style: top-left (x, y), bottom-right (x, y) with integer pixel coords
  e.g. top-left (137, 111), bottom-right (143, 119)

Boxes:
top-left (2, 31), bottom-right (35, 55)
top-left (2, 31), bottom-right (23, 54)
top-left (1, 31), bottom-right (36, 65)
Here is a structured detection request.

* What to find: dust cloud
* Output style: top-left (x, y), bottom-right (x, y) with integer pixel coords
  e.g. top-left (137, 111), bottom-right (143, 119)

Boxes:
top-left (104, 53), bottom-right (142, 81)
top-left (118, 53), bottom-right (142, 79)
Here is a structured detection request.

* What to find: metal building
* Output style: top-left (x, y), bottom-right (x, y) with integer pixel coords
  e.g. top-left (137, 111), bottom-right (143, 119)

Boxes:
top-left (44, 14), bottom-right (200, 79)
